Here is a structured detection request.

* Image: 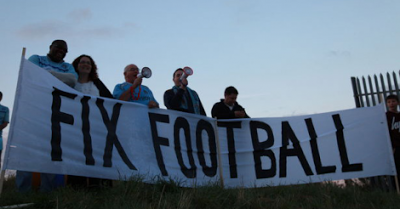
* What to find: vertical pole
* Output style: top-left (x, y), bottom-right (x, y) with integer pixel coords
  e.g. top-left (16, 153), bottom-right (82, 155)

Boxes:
top-left (351, 77), bottom-right (361, 108)
top-left (395, 172), bottom-right (400, 194)
top-left (392, 72), bottom-right (400, 96)
top-left (0, 171), bottom-right (5, 196)
top-left (362, 77), bottom-right (370, 107)
top-left (374, 75), bottom-right (383, 103)
top-left (368, 76), bottom-right (376, 106)
top-left (380, 74), bottom-right (388, 99)
top-left (0, 47), bottom-right (26, 197)
top-left (213, 118), bottom-right (224, 188)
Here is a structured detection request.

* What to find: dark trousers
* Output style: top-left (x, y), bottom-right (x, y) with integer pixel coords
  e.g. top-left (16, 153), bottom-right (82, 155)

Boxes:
top-left (67, 175), bottom-right (112, 189)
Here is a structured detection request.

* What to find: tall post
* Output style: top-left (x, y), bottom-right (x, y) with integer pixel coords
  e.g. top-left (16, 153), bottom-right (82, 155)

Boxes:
top-left (351, 77), bottom-right (361, 108)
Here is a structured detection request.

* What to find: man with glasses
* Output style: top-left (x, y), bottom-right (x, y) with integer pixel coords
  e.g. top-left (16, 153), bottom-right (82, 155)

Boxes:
top-left (113, 64), bottom-right (159, 108)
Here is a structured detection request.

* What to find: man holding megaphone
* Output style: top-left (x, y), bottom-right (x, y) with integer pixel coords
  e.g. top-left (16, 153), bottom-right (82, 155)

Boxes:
top-left (113, 64), bottom-right (159, 108)
top-left (164, 67), bottom-right (206, 115)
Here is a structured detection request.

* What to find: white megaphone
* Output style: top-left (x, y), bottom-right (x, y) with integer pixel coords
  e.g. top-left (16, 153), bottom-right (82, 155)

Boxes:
top-left (138, 67), bottom-right (152, 78)
top-left (180, 66), bottom-right (193, 81)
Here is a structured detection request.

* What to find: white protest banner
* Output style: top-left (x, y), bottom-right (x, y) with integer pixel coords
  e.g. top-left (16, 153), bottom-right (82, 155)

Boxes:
top-left (3, 57), bottom-right (396, 188)
top-left (215, 106), bottom-right (395, 187)
top-left (3, 58), bottom-right (220, 187)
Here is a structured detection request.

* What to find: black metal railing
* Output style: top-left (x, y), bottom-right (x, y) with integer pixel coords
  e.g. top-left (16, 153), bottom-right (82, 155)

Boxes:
top-left (351, 71), bottom-right (400, 192)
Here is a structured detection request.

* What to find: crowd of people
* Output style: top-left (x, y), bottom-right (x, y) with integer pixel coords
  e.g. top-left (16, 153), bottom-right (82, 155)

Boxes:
top-left (5, 39), bottom-right (250, 192)
top-left (2, 39), bottom-right (400, 193)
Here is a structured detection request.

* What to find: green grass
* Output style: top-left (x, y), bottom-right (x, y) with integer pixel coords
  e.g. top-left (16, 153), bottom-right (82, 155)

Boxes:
top-left (1, 175), bottom-right (400, 209)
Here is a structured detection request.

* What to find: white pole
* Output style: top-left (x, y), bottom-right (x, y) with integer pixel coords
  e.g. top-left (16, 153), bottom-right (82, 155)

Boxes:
top-left (214, 118), bottom-right (224, 188)
top-left (0, 48), bottom-right (26, 197)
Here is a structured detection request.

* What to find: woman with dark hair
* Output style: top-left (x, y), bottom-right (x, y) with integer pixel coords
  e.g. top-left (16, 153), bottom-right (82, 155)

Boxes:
top-left (72, 54), bottom-right (112, 97)
top-left (68, 55), bottom-right (112, 189)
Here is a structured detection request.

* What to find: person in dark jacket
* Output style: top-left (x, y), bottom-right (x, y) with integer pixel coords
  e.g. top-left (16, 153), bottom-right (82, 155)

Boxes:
top-left (164, 68), bottom-right (206, 116)
top-left (385, 94), bottom-right (400, 181)
top-left (211, 86), bottom-right (249, 119)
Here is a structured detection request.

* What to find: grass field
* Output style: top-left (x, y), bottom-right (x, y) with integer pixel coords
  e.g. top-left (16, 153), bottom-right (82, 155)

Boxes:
top-left (1, 174), bottom-right (400, 209)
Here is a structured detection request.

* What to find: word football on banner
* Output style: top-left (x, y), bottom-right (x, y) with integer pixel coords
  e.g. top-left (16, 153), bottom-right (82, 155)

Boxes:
top-left (3, 58), bottom-right (396, 188)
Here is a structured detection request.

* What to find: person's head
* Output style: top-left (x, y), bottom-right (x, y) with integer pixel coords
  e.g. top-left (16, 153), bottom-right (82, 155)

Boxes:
top-left (0, 91), bottom-right (2, 102)
top-left (224, 86), bottom-right (239, 106)
top-left (172, 68), bottom-right (187, 86)
top-left (386, 94), bottom-right (399, 112)
top-left (72, 55), bottom-right (98, 81)
top-left (124, 64), bottom-right (139, 83)
top-left (48, 40), bottom-right (68, 63)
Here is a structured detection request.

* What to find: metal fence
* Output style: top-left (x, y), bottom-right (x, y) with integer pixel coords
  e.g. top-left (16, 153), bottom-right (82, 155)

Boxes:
top-left (351, 71), bottom-right (400, 192)
top-left (351, 71), bottom-right (400, 108)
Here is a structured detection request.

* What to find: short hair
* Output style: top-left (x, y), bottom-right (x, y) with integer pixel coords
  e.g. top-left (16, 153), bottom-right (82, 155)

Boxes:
top-left (224, 86), bottom-right (238, 95)
top-left (0, 91), bottom-right (2, 98)
top-left (173, 68), bottom-right (183, 78)
top-left (124, 64), bottom-right (139, 73)
top-left (386, 94), bottom-right (399, 102)
top-left (50, 40), bottom-right (68, 52)
top-left (72, 54), bottom-right (99, 81)
top-left (51, 39), bottom-right (67, 46)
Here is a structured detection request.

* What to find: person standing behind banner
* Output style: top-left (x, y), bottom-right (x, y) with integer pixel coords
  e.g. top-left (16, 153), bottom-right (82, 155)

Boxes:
top-left (163, 68), bottom-right (206, 116)
top-left (0, 91), bottom-right (10, 169)
top-left (16, 39), bottom-right (77, 193)
top-left (211, 86), bottom-right (249, 119)
top-left (73, 55), bottom-right (112, 98)
top-left (28, 40), bottom-right (78, 87)
top-left (113, 64), bottom-right (159, 108)
top-left (385, 94), bottom-right (400, 177)
top-left (67, 54), bottom-right (113, 189)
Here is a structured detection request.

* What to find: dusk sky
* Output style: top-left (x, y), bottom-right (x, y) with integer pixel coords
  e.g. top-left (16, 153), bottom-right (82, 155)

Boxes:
top-left (1, 0), bottom-right (400, 141)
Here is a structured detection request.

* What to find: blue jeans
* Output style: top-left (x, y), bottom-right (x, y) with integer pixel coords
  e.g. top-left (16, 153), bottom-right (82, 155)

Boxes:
top-left (16, 171), bottom-right (32, 193)
top-left (16, 171), bottom-right (57, 192)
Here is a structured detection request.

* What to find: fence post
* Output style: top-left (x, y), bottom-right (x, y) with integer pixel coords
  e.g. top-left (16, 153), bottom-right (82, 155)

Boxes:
top-left (351, 77), bottom-right (361, 108)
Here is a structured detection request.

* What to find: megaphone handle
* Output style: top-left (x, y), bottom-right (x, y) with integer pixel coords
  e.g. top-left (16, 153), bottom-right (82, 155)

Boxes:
top-left (179, 78), bottom-right (188, 87)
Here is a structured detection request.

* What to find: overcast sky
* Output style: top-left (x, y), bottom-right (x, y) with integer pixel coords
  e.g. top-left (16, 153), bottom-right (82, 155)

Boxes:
top-left (1, 0), bottom-right (400, 141)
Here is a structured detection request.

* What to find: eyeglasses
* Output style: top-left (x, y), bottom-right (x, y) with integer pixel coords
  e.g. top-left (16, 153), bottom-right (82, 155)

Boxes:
top-left (53, 45), bottom-right (68, 53)
top-left (127, 68), bottom-right (139, 72)
top-left (79, 61), bottom-right (92, 65)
